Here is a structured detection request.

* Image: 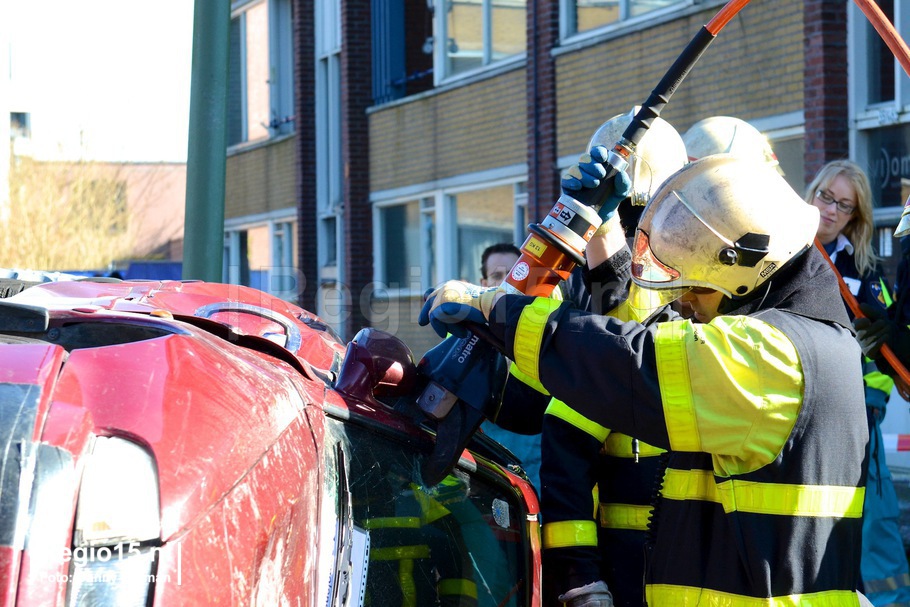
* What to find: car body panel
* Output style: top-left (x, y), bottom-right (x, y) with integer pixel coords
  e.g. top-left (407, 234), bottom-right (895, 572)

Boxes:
top-left (0, 279), bottom-right (541, 606)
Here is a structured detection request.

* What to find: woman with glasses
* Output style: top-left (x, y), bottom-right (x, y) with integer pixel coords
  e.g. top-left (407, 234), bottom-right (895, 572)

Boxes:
top-left (805, 160), bottom-right (910, 607)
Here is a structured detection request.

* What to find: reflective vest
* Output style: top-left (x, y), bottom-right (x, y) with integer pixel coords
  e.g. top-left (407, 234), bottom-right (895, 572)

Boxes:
top-left (646, 309), bottom-right (867, 606)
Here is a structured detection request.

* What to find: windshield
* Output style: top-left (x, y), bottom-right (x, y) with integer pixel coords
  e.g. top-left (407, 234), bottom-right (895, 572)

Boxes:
top-left (322, 417), bottom-right (530, 607)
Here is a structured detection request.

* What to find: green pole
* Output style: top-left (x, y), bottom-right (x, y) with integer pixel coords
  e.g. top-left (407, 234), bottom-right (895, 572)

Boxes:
top-left (183, 0), bottom-right (230, 281)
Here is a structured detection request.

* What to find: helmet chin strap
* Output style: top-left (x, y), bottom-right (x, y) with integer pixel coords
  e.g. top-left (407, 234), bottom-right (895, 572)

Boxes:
top-left (718, 278), bottom-right (772, 315)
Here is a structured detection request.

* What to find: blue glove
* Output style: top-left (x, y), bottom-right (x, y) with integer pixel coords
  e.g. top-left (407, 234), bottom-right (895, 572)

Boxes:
top-left (561, 145), bottom-right (632, 222)
top-left (418, 281), bottom-right (501, 339)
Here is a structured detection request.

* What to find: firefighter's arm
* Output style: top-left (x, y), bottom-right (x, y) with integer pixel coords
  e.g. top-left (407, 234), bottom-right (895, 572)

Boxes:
top-left (487, 297), bottom-right (801, 465)
top-left (651, 316), bottom-right (802, 474)
top-left (487, 294), bottom-right (671, 449)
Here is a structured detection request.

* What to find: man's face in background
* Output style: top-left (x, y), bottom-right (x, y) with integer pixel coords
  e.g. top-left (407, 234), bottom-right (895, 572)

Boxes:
top-left (482, 251), bottom-right (520, 287)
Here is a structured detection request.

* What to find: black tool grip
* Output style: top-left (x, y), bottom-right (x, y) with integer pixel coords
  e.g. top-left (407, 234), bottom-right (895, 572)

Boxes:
top-left (565, 163), bottom-right (621, 209)
top-left (571, 26), bottom-right (717, 211)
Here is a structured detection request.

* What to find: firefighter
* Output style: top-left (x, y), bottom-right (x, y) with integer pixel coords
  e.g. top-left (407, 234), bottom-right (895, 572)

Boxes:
top-left (421, 155), bottom-right (870, 606)
top-left (682, 115), bottom-right (783, 173)
top-left (540, 110), bottom-right (684, 607)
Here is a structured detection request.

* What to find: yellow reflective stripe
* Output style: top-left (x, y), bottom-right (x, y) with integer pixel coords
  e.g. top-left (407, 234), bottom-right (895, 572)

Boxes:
top-left (400, 558), bottom-right (416, 607)
top-left (654, 323), bottom-right (701, 452)
top-left (545, 398), bottom-right (610, 442)
top-left (715, 480), bottom-right (865, 517)
top-left (362, 516), bottom-right (421, 530)
top-left (602, 433), bottom-right (665, 458)
top-left (542, 520), bottom-right (598, 549)
top-left (599, 503), bottom-right (653, 530)
top-left (662, 469), bottom-right (865, 517)
top-left (864, 571), bottom-right (910, 593)
top-left (662, 468), bottom-right (721, 503)
top-left (509, 360), bottom-right (549, 396)
top-left (438, 578), bottom-right (478, 599)
top-left (865, 369), bottom-right (895, 394)
top-left (371, 545), bottom-right (431, 561)
top-left (647, 584), bottom-right (862, 606)
top-left (513, 298), bottom-right (563, 385)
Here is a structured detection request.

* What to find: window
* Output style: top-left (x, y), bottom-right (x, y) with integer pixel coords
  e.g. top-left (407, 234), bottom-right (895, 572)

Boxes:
top-left (377, 200), bottom-right (430, 289)
top-left (228, 0), bottom-right (295, 147)
top-left (433, 0), bottom-right (526, 81)
top-left (453, 185), bottom-right (515, 283)
top-left (563, 0), bottom-right (688, 39)
top-left (10, 112), bottom-right (30, 139)
top-left (321, 417), bottom-right (531, 607)
top-left (848, 1), bottom-right (910, 210)
top-left (374, 180), bottom-right (524, 295)
top-left (224, 216), bottom-right (299, 300)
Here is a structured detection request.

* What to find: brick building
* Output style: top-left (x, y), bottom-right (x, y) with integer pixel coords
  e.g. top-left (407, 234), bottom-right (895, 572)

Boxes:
top-left (228, 0), bottom-right (909, 354)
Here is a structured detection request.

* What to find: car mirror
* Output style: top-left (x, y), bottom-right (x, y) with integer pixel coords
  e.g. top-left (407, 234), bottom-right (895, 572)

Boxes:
top-left (334, 328), bottom-right (418, 404)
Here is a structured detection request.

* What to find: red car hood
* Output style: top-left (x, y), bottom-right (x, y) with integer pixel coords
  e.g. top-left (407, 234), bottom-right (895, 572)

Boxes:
top-left (0, 280), bottom-right (342, 602)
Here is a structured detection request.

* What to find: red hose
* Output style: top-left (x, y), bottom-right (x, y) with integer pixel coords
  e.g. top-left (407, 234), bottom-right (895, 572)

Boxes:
top-left (706, 0), bottom-right (752, 35)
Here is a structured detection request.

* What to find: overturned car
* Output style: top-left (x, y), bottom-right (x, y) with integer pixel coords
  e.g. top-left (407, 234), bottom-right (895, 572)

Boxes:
top-left (0, 278), bottom-right (540, 606)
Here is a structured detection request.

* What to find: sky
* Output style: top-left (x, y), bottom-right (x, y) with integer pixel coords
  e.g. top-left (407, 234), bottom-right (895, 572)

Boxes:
top-left (8, 0), bottom-right (195, 163)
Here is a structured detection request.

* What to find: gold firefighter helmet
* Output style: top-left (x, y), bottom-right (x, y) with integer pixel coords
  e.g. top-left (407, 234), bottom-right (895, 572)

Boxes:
top-left (587, 107), bottom-right (688, 206)
top-left (682, 115), bottom-right (783, 175)
top-left (631, 154), bottom-right (818, 299)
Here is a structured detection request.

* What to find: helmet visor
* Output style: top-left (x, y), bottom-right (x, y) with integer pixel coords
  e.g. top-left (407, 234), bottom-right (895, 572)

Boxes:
top-left (631, 229), bottom-right (681, 285)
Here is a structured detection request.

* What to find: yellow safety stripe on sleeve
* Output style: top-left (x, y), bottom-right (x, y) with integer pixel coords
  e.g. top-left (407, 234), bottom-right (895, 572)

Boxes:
top-left (545, 398), bottom-right (611, 443)
top-left (509, 360), bottom-right (549, 396)
top-left (438, 579), bottom-right (479, 599)
top-left (513, 297), bottom-right (564, 385)
top-left (655, 317), bottom-right (803, 476)
top-left (602, 433), bottom-right (666, 458)
top-left (864, 571), bottom-right (910, 594)
top-left (661, 468), bottom-right (865, 517)
top-left (647, 584), bottom-right (863, 606)
top-left (362, 516), bottom-right (422, 529)
top-left (541, 520), bottom-right (599, 549)
top-left (370, 545), bottom-right (432, 561)
top-left (865, 369), bottom-right (895, 394)
top-left (598, 503), bottom-right (653, 531)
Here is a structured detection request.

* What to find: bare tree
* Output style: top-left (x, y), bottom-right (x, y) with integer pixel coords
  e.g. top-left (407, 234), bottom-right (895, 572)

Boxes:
top-left (2, 157), bottom-right (137, 271)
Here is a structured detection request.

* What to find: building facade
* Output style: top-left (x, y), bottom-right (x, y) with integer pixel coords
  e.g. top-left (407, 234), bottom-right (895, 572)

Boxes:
top-left (237, 0), bottom-right (910, 354)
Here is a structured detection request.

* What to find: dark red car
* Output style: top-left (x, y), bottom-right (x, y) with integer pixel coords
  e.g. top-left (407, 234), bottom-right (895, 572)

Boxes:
top-left (0, 278), bottom-right (540, 606)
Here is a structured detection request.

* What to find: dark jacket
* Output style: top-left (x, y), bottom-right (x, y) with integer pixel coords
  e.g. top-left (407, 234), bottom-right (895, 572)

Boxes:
top-left (488, 246), bottom-right (869, 605)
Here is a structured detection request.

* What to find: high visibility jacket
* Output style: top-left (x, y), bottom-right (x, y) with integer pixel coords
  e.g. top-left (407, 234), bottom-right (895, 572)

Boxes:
top-left (539, 259), bottom-right (669, 606)
top-left (486, 247), bottom-right (869, 606)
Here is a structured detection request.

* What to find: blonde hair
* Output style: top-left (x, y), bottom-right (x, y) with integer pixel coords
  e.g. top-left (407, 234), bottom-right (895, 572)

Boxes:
top-left (804, 159), bottom-right (878, 276)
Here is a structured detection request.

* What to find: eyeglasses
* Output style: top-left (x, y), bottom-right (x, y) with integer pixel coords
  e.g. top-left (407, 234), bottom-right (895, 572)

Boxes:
top-left (815, 189), bottom-right (856, 215)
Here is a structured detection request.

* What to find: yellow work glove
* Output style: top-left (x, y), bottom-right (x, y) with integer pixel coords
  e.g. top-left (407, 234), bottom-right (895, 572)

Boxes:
top-left (418, 280), bottom-right (501, 338)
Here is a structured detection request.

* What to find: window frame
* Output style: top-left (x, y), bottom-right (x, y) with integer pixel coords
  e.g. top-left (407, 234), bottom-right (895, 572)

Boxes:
top-left (224, 210), bottom-right (298, 299)
top-left (431, 0), bottom-right (527, 85)
top-left (228, 0), bottom-right (296, 149)
top-left (372, 172), bottom-right (527, 297)
top-left (558, 0), bottom-right (695, 45)
top-left (848, 1), bottom-right (910, 220)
